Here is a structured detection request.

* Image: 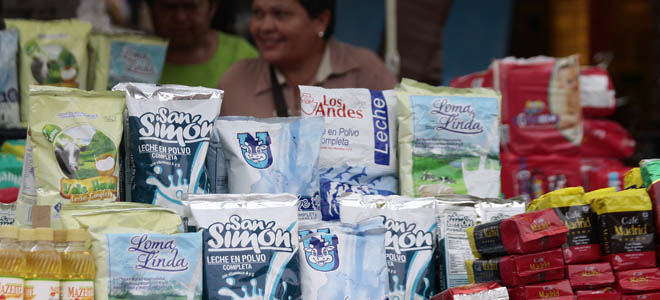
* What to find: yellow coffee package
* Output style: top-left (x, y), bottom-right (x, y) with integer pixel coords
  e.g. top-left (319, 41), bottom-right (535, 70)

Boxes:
top-left (624, 167), bottom-right (643, 189)
top-left (591, 189), bottom-right (656, 271)
top-left (527, 187), bottom-right (600, 264)
top-left (16, 86), bottom-right (125, 228)
top-left (5, 19), bottom-right (92, 126)
top-left (72, 207), bottom-right (183, 300)
top-left (584, 187), bottom-right (616, 204)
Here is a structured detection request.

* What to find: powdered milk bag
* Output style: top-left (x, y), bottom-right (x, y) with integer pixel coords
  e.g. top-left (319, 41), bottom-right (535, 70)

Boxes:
top-left (298, 218), bottom-right (389, 300)
top-left (113, 83), bottom-right (222, 215)
top-left (397, 78), bottom-right (501, 198)
top-left (214, 116), bottom-right (323, 221)
top-left (0, 28), bottom-right (20, 128)
top-left (6, 19), bottom-right (92, 126)
top-left (299, 86), bottom-right (398, 221)
top-left (187, 193), bottom-right (301, 300)
top-left (15, 86), bottom-right (125, 228)
top-left (435, 195), bottom-right (479, 291)
top-left (339, 194), bottom-right (436, 300)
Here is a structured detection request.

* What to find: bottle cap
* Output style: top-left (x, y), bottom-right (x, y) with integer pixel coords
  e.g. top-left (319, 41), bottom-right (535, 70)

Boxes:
top-left (34, 228), bottom-right (54, 241)
top-left (0, 226), bottom-right (18, 239)
top-left (66, 229), bottom-right (87, 242)
top-left (18, 228), bottom-right (35, 241)
top-left (54, 229), bottom-right (67, 243)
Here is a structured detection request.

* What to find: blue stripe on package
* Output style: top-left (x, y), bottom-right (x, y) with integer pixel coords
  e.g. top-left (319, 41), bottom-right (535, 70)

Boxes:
top-left (214, 116), bottom-right (324, 221)
top-left (298, 218), bottom-right (389, 300)
top-left (0, 29), bottom-right (20, 128)
top-left (299, 86), bottom-right (398, 221)
top-left (107, 232), bottom-right (203, 300)
top-left (113, 83), bottom-right (222, 215)
top-left (187, 193), bottom-right (301, 300)
top-left (339, 194), bottom-right (437, 300)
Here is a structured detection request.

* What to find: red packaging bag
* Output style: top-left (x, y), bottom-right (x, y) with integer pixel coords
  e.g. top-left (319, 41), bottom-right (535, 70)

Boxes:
top-left (495, 56), bottom-right (582, 157)
top-left (568, 262), bottom-right (615, 290)
top-left (467, 251), bottom-right (565, 287)
top-left (585, 165), bottom-right (632, 192)
top-left (616, 268), bottom-right (660, 294)
top-left (591, 189), bottom-right (656, 271)
top-left (501, 151), bottom-right (582, 201)
top-left (580, 66), bottom-right (616, 118)
top-left (450, 69), bottom-right (494, 88)
top-left (509, 287), bottom-right (526, 300)
top-left (575, 288), bottom-right (621, 300)
top-left (622, 291), bottom-right (660, 300)
top-left (467, 208), bottom-right (569, 258)
top-left (431, 282), bottom-right (509, 300)
top-left (524, 279), bottom-right (574, 300)
top-left (581, 119), bottom-right (635, 159)
top-left (527, 187), bottom-right (601, 264)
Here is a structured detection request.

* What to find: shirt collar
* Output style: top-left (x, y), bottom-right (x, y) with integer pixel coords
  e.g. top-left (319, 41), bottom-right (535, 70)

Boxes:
top-left (273, 43), bottom-right (333, 85)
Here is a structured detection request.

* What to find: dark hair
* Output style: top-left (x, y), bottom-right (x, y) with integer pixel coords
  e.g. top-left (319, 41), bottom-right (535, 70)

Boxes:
top-left (298, 0), bottom-right (335, 40)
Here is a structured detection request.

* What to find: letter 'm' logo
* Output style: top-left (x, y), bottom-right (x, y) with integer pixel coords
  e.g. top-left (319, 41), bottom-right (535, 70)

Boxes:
top-left (237, 132), bottom-right (273, 169)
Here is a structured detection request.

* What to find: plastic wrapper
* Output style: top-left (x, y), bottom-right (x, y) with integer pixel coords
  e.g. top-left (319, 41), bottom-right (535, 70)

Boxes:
top-left (214, 116), bottom-right (323, 222)
top-left (299, 86), bottom-right (398, 221)
top-left (527, 187), bottom-right (600, 263)
top-left (581, 119), bottom-right (634, 159)
top-left (568, 262), bottom-right (615, 290)
top-left (580, 66), bottom-right (616, 117)
top-left (476, 197), bottom-right (526, 223)
top-left (6, 19), bottom-right (92, 126)
top-left (70, 207), bottom-right (183, 300)
top-left (186, 193), bottom-right (301, 300)
top-left (339, 194), bottom-right (436, 299)
top-left (298, 218), bottom-right (389, 300)
top-left (0, 28), bottom-right (20, 128)
top-left (641, 160), bottom-right (660, 241)
top-left (112, 83), bottom-right (222, 215)
top-left (592, 189), bottom-right (656, 271)
top-left (467, 208), bottom-right (568, 258)
top-left (581, 158), bottom-right (631, 192)
top-left (397, 78), bottom-right (501, 198)
top-left (15, 86), bottom-right (124, 228)
top-left (430, 282), bottom-right (508, 300)
top-left (449, 69), bottom-right (494, 89)
top-left (616, 268), bottom-right (660, 294)
top-left (501, 151), bottom-right (582, 201)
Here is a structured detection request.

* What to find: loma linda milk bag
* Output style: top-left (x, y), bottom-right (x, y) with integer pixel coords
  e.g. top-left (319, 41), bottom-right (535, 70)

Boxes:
top-left (113, 83), bottom-right (222, 215)
top-left (339, 194), bottom-right (436, 300)
top-left (396, 78), bottom-right (501, 198)
top-left (187, 193), bottom-right (301, 300)
top-left (299, 86), bottom-right (398, 221)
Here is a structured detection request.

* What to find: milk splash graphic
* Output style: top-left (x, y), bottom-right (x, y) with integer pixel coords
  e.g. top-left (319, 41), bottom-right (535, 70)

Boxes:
top-left (218, 278), bottom-right (292, 300)
top-left (388, 276), bottom-right (431, 300)
top-left (147, 166), bottom-right (190, 207)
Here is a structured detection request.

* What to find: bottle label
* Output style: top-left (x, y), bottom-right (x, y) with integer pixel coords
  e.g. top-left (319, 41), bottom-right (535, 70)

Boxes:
top-left (0, 277), bottom-right (23, 300)
top-left (24, 280), bottom-right (59, 300)
top-left (61, 281), bottom-right (94, 300)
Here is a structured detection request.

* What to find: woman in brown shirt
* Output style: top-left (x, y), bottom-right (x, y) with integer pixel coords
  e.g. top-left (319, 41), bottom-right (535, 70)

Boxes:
top-left (218, 0), bottom-right (397, 118)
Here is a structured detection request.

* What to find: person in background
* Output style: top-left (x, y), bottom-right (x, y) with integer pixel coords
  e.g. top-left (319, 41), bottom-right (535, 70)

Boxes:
top-left (149, 0), bottom-right (258, 88)
top-left (219, 0), bottom-right (397, 117)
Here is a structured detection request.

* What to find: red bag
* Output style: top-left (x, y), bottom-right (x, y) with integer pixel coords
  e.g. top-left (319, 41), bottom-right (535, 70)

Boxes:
top-left (495, 56), bottom-right (582, 157)
top-left (501, 151), bottom-right (582, 200)
top-left (523, 279), bottom-right (574, 300)
top-left (515, 248), bottom-right (566, 280)
top-left (581, 119), bottom-right (635, 159)
top-left (509, 287), bottom-right (526, 300)
top-left (622, 291), bottom-right (660, 300)
top-left (431, 282), bottom-right (508, 300)
top-left (580, 158), bottom-right (628, 192)
top-left (616, 268), bottom-right (660, 294)
top-left (468, 250), bottom-right (565, 287)
top-left (575, 288), bottom-right (621, 300)
top-left (468, 208), bottom-right (569, 258)
top-left (580, 66), bottom-right (616, 117)
top-left (450, 69), bottom-right (494, 88)
top-left (568, 262), bottom-right (615, 290)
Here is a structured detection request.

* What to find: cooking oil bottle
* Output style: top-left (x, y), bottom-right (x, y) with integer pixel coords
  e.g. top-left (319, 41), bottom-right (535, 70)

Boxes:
top-left (53, 230), bottom-right (68, 254)
top-left (0, 226), bottom-right (25, 300)
top-left (25, 228), bottom-right (61, 300)
top-left (18, 228), bottom-right (35, 252)
top-left (60, 229), bottom-right (94, 300)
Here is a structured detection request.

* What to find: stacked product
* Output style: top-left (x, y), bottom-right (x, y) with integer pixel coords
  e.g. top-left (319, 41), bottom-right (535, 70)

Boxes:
top-left (450, 57), bottom-right (635, 199)
top-left (528, 187), bottom-right (619, 300)
top-left (464, 207), bottom-right (571, 300)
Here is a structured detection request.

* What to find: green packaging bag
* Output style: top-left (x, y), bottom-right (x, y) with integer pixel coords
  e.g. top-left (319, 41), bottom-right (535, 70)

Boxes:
top-left (88, 33), bottom-right (168, 91)
top-left (72, 207), bottom-right (184, 300)
top-left (17, 86), bottom-right (125, 228)
top-left (60, 202), bottom-right (154, 230)
top-left (5, 19), bottom-right (92, 126)
top-left (396, 78), bottom-right (501, 197)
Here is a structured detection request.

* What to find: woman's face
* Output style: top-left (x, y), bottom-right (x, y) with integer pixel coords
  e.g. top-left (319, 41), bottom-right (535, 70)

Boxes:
top-left (250, 0), bottom-right (328, 67)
